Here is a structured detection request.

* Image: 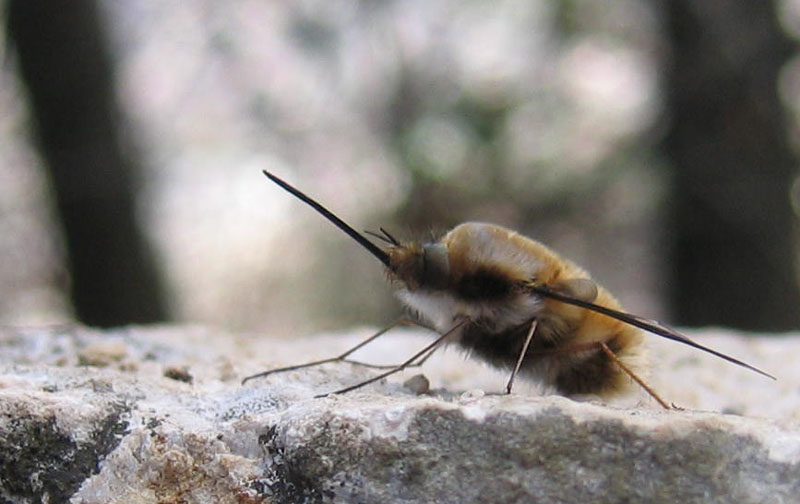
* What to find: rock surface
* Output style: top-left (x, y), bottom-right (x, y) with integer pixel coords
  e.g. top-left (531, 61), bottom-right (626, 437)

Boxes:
top-left (0, 325), bottom-right (798, 503)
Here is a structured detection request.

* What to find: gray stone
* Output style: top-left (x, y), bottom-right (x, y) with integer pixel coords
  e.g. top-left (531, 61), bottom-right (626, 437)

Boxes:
top-left (0, 325), bottom-right (797, 504)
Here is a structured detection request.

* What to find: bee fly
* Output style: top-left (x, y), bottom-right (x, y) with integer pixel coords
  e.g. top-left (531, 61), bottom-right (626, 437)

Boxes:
top-left (243, 171), bottom-right (774, 409)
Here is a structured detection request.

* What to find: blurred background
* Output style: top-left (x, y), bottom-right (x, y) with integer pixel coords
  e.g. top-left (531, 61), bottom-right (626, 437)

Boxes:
top-left (2, 0), bottom-right (800, 335)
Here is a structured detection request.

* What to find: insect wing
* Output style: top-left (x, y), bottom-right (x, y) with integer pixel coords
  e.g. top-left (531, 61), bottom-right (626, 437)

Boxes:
top-left (527, 284), bottom-right (775, 380)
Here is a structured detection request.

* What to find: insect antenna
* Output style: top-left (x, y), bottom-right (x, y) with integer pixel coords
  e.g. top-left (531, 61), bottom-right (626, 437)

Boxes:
top-left (527, 284), bottom-right (775, 380)
top-left (379, 227), bottom-right (400, 246)
top-left (364, 227), bottom-right (401, 246)
top-left (364, 230), bottom-right (393, 245)
top-left (263, 171), bottom-right (391, 268)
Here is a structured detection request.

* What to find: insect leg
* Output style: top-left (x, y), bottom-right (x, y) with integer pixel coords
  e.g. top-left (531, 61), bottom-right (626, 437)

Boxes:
top-left (410, 342), bottom-right (440, 366)
top-left (342, 342), bottom-right (441, 370)
top-left (505, 319), bottom-right (538, 394)
top-left (241, 318), bottom-right (420, 385)
top-left (315, 318), bottom-right (469, 398)
top-left (523, 341), bottom-right (672, 410)
top-left (598, 342), bottom-right (670, 410)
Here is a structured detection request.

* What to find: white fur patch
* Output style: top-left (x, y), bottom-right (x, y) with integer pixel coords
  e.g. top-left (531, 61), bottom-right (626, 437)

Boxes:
top-left (396, 289), bottom-right (542, 335)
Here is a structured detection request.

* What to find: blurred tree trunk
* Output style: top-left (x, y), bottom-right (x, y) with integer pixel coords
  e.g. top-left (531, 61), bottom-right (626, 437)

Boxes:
top-left (663, 1), bottom-right (800, 330)
top-left (7, 0), bottom-right (169, 327)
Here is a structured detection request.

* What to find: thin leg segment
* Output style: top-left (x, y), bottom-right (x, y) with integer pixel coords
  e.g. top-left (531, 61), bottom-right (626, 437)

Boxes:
top-left (241, 318), bottom-right (420, 384)
top-left (505, 319), bottom-right (538, 394)
top-left (315, 319), bottom-right (469, 398)
top-left (344, 342), bottom-right (441, 370)
top-left (598, 342), bottom-right (670, 410)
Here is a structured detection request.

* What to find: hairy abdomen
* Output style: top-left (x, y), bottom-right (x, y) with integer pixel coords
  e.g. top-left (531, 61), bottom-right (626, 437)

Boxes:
top-left (457, 321), bottom-right (645, 397)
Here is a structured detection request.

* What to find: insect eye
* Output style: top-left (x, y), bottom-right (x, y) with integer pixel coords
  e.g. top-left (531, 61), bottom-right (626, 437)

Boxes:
top-left (422, 243), bottom-right (450, 288)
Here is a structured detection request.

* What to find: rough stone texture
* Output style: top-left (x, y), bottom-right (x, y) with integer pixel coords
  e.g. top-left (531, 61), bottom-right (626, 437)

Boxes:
top-left (0, 325), bottom-right (798, 503)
